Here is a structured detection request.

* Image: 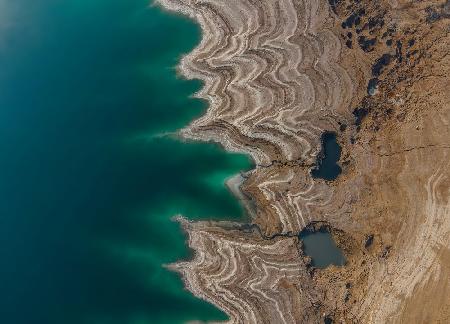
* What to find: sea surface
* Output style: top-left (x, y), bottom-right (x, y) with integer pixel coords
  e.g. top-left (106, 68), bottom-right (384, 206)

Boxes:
top-left (0, 1), bottom-right (251, 323)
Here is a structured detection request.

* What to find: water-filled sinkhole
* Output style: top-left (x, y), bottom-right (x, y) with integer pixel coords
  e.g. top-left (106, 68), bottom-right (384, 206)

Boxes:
top-left (300, 228), bottom-right (346, 269)
top-left (311, 132), bottom-right (342, 181)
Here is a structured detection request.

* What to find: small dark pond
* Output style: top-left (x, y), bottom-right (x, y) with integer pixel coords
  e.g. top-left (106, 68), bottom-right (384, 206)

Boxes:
top-left (311, 132), bottom-right (342, 181)
top-left (300, 230), bottom-right (346, 268)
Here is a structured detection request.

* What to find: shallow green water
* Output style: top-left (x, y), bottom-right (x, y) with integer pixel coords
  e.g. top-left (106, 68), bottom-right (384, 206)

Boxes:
top-left (0, 1), bottom-right (251, 323)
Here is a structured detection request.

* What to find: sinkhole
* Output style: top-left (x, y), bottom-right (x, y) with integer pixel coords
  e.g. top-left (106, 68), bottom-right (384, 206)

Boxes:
top-left (300, 227), bottom-right (346, 269)
top-left (311, 132), bottom-right (342, 181)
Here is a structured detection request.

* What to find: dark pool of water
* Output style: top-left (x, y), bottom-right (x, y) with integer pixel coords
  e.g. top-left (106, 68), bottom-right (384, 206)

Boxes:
top-left (300, 230), bottom-right (345, 268)
top-left (311, 132), bottom-right (342, 181)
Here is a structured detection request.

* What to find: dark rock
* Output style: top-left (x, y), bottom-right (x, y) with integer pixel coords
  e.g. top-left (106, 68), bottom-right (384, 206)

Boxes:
top-left (387, 25), bottom-right (397, 34)
top-left (358, 35), bottom-right (376, 52)
top-left (426, 6), bottom-right (441, 23)
top-left (365, 234), bottom-right (374, 248)
top-left (367, 78), bottom-right (378, 95)
top-left (381, 246), bottom-right (391, 258)
top-left (395, 40), bottom-right (403, 63)
top-left (342, 9), bottom-right (365, 29)
top-left (324, 316), bottom-right (334, 324)
top-left (353, 107), bottom-right (368, 125)
top-left (344, 292), bottom-right (350, 302)
top-left (443, 0), bottom-right (450, 17)
top-left (368, 16), bottom-right (384, 30)
top-left (372, 53), bottom-right (392, 76)
top-left (328, 0), bottom-right (341, 14)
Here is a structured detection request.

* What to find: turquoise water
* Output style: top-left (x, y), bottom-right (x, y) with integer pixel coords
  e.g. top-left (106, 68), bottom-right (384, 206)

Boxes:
top-left (0, 1), bottom-right (251, 323)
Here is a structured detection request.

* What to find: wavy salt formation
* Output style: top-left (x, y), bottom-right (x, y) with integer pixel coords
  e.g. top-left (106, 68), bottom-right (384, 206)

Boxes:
top-left (156, 0), bottom-right (364, 235)
top-left (157, 0), bottom-right (450, 322)
top-left (168, 217), bottom-right (325, 323)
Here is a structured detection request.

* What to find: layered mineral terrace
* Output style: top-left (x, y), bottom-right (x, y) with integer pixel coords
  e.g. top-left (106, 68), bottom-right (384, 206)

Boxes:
top-left (157, 0), bottom-right (450, 322)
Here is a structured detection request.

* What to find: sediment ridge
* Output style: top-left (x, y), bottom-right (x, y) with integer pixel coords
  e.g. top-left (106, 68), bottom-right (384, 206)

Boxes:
top-left (157, 0), bottom-right (450, 322)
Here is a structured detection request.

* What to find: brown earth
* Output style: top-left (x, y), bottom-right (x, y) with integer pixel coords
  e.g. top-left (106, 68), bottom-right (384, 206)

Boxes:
top-left (157, 0), bottom-right (450, 322)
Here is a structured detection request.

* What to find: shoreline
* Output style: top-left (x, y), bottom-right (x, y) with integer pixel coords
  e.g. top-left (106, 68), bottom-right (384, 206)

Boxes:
top-left (157, 0), bottom-right (450, 322)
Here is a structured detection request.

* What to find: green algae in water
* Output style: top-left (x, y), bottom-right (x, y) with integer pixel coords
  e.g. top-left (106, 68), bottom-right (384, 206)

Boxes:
top-left (0, 1), bottom-right (250, 323)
